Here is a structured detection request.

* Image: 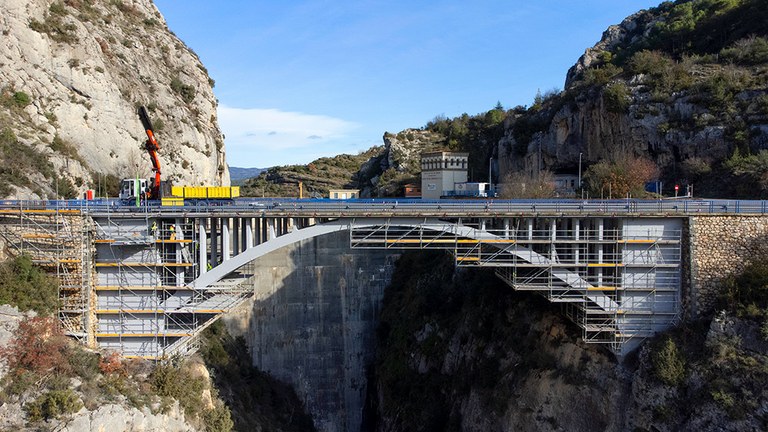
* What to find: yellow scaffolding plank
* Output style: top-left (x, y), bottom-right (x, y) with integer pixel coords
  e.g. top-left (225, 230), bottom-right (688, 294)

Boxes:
top-left (94, 285), bottom-right (194, 291)
top-left (96, 333), bottom-right (193, 338)
top-left (95, 262), bottom-right (193, 267)
top-left (155, 239), bottom-right (193, 244)
top-left (96, 309), bottom-right (167, 314)
top-left (21, 233), bottom-right (55, 239)
top-left (456, 256), bottom-right (480, 261)
top-left (586, 263), bottom-right (624, 267)
top-left (587, 286), bottom-right (618, 291)
top-left (94, 239), bottom-right (115, 244)
top-left (619, 239), bottom-right (656, 243)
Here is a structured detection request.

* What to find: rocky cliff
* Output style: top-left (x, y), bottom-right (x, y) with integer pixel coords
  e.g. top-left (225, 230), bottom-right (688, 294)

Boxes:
top-left (366, 251), bottom-right (768, 432)
top-left (497, 0), bottom-right (768, 197)
top-left (0, 0), bottom-right (228, 199)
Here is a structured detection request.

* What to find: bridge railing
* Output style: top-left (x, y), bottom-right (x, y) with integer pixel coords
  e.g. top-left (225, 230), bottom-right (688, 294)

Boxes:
top-left (1, 198), bottom-right (767, 216)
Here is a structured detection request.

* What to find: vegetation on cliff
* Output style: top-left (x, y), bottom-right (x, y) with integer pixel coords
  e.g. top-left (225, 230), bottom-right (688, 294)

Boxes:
top-left (506, 0), bottom-right (768, 198)
top-left (366, 251), bottom-right (768, 431)
top-left (240, 147), bottom-right (384, 198)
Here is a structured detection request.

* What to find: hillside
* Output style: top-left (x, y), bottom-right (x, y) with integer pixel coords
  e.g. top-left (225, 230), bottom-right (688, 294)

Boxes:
top-left (496, 0), bottom-right (768, 198)
top-left (240, 128), bottom-right (448, 198)
top-left (0, 0), bottom-right (229, 199)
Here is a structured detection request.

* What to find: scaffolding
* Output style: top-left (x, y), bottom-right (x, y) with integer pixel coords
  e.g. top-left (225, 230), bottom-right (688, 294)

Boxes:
top-left (91, 215), bottom-right (252, 359)
top-left (0, 203), bottom-right (92, 342)
top-left (350, 217), bottom-right (682, 356)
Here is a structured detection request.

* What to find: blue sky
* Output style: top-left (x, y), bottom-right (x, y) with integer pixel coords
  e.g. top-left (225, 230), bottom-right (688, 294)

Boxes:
top-left (153, 1), bottom-right (662, 168)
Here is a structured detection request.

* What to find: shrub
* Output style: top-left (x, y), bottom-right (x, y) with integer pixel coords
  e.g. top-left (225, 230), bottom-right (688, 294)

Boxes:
top-left (203, 405), bottom-right (234, 432)
top-left (719, 260), bottom-right (768, 315)
top-left (720, 36), bottom-right (768, 65)
top-left (0, 316), bottom-right (71, 376)
top-left (603, 82), bottom-right (631, 113)
top-left (98, 352), bottom-right (125, 375)
top-left (25, 389), bottom-right (83, 421)
top-left (150, 364), bottom-right (206, 417)
top-left (0, 255), bottom-right (59, 315)
top-left (500, 170), bottom-right (557, 198)
top-left (583, 64), bottom-right (623, 86)
top-left (584, 155), bottom-right (660, 198)
top-left (12, 91), bottom-right (31, 107)
top-left (170, 77), bottom-right (196, 103)
top-left (652, 337), bottom-right (686, 386)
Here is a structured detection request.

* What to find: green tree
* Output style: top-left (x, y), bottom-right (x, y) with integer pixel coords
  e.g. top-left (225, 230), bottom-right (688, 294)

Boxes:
top-left (652, 337), bottom-right (686, 386)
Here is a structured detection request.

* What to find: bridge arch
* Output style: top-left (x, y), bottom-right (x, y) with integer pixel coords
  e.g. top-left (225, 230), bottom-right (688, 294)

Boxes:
top-left (191, 217), bottom-right (618, 311)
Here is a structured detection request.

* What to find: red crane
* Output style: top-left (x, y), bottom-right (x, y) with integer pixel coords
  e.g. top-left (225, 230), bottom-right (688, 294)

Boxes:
top-left (138, 106), bottom-right (162, 199)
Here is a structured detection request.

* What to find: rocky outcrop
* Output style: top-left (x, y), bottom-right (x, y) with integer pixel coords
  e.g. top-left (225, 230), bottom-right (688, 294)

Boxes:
top-left (0, 0), bottom-right (228, 199)
top-left (0, 400), bottom-right (196, 432)
top-left (497, 87), bottom-right (741, 180)
top-left (382, 129), bottom-right (443, 174)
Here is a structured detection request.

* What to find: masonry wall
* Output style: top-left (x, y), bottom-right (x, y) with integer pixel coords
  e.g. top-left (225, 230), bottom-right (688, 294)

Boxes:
top-left (689, 215), bottom-right (768, 317)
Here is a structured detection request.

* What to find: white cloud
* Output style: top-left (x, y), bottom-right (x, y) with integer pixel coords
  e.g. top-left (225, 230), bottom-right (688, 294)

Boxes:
top-left (218, 105), bottom-right (358, 166)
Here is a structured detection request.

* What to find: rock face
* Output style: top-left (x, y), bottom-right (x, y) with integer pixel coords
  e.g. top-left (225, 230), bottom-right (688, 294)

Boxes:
top-left (0, 0), bottom-right (228, 199)
top-left (497, 2), bottom-right (768, 196)
top-left (357, 129), bottom-right (443, 196)
top-left (0, 401), bottom-right (196, 432)
top-left (367, 251), bottom-right (768, 432)
top-left (226, 231), bottom-right (399, 432)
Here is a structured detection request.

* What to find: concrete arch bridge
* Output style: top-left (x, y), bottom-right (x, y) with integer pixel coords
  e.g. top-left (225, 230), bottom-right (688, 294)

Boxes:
top-left (1, 198), bottom-right (760, 358)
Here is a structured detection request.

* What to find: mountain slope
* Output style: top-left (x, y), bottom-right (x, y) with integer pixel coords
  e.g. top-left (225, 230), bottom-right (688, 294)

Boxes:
top-left (497, 0), bottom-right (768, 197)
top-left (0, 0), bottom-right (229, 199)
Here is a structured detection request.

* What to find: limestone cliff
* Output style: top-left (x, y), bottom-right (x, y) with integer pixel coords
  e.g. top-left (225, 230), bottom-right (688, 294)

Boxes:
top-left (496, 0), bottom-right (768, 197)
top-left (0, 0), bottom-right (228, 199)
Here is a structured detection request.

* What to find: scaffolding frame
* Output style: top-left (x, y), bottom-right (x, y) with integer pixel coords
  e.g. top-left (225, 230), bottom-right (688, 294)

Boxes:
top-left (0, 204), bottom-right (92, 342)
top-left (350, 217), bottom-right (682, 356)
top-left (92, 214), bottom-right (253, 360)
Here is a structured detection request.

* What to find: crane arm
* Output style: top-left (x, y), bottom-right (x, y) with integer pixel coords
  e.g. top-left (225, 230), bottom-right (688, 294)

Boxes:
top-left (138, 106), bottom-right (162, 197)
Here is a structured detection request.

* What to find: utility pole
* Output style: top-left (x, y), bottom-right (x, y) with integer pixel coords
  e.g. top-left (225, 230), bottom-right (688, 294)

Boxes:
top-left (578, 152), bottom-right (583, 190)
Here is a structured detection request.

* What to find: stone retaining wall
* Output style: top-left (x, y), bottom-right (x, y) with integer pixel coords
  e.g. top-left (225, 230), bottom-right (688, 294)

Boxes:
top-left (689, 215), bottom-right (768, 317)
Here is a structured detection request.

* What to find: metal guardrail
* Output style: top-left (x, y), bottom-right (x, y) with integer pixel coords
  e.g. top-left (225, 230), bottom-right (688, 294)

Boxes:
top-left (1, 198), bottom-right (767, 217)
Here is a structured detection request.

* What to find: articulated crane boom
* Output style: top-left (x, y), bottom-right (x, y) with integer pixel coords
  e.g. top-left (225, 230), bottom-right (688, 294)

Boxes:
top-left (138, 106), bottom-right (162, 199)
top-left (118, 106), bottom-right (169, 201)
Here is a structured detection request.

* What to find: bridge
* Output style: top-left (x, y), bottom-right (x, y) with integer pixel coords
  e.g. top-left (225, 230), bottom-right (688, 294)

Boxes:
top-left (0, 198), bottom-right (763, 358)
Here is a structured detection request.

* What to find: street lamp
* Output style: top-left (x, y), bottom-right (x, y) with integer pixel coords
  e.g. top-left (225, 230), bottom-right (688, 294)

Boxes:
top-left (578, 152), bottom-right (583, 190)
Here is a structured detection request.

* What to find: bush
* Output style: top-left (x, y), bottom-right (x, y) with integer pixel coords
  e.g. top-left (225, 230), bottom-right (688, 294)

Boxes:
top-left (583, 64), bottom-right (623, 86)
top-left (720, 36), bottom-right (768, 65)
top-left (170, 77), bottom-right (196, 103)
top-left (719, 260), bottom-right (768, 315)
top-left (584, 155), bottom-right (660, 198)
top-left (150, 364), bottom-right (206, 417)
top-left (500, 170), bottom-right (557, 198)
top-left (203, 405), bottom-right (234, 432)
top-left (603, 82), bottom-right (631, 113)
top-left (25, 389), bottom-right (83, 421)
top-left (0, 255), bottom-right (59, 315)
top-left (0, 316), bottom-right (71, 376)
top-left (12, 91), bottom-right (31, 108)
top-left (652, 337), bottom-right (686, 386)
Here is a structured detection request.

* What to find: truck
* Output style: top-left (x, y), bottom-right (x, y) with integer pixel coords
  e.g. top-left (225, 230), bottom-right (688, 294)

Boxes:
top-left (119, 106), bottom-right (238, 205)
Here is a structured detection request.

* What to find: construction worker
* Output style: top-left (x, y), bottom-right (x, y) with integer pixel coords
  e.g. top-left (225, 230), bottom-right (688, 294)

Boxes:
top-left (150, 221), bottom-right (158, 238)
top-left (169, 224), bottom-right (176, 241)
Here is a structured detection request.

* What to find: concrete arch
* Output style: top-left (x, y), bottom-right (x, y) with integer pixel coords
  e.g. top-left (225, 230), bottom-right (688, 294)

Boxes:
top-left (191, 218), bottom-right (618, 311)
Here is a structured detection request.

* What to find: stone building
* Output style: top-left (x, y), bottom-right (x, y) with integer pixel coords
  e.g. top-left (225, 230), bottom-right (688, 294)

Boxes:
top-left (420, 151), bottom-right (469, 199)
